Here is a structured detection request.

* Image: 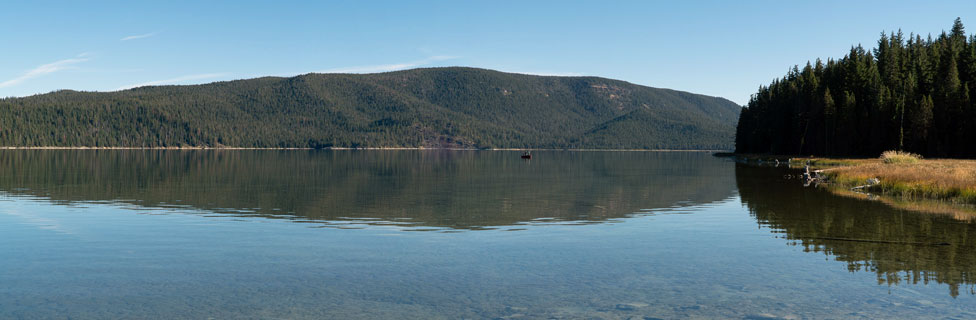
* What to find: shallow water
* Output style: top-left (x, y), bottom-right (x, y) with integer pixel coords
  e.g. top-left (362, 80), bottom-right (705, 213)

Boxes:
top-left (1, 150), bottom-right (974, 319)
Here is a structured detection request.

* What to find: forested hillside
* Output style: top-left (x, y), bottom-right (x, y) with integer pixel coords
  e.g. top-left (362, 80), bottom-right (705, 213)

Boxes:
top-left (736, 19), bottom-right (976, 158)
top-left (0, 67), bottom-right (739, 149)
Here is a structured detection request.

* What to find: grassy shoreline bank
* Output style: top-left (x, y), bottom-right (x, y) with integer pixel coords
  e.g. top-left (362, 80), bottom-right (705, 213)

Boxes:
top-left (723, 152), bottom-right (976, 207)
top-left (815, 158), bottom-right (976, 205)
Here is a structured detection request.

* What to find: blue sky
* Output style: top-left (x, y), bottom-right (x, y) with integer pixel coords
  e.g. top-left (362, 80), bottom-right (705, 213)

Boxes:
top-left (1, 0), bottom-right (973, 104)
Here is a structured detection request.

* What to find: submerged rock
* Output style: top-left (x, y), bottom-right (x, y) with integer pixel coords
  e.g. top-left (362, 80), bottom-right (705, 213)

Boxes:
top-left (615, 302), bottom-right (648, 311)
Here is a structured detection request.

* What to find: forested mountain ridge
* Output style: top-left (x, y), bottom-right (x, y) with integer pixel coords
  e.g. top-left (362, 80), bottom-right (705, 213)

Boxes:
top-left (736, 19), bottom-right (976, 158)
top-left (0, 67), bottom-right (739, 149)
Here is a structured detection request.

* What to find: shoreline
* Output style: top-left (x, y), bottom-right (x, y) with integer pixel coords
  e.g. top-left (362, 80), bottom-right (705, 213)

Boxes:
top-left (724, 152), bottom-right (976, 215)
top-left (0, 146), bottom-right (731, 152)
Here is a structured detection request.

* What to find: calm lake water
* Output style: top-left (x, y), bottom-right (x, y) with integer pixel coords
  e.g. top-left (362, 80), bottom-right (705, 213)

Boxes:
top-left (1, 150), bottom-right (975, 319)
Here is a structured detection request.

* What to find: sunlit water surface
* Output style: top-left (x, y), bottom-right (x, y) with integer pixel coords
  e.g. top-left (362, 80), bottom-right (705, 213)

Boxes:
top-left (1, 150), bottom-right (975, 319)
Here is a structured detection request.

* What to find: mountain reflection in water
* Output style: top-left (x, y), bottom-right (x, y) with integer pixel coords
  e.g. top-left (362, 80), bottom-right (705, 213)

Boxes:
top-left (8, 150), bottom-right (974, 297)
top-left (0, 150), bottom-right (735, 230)
top-left (6, 151), bottom-right (976, 318)
top-left (736, 164), bottom-right (976, 297)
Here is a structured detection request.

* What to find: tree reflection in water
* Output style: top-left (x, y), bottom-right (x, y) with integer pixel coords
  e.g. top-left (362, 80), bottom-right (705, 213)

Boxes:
top-left (736, 164), bottom-right (976, 297)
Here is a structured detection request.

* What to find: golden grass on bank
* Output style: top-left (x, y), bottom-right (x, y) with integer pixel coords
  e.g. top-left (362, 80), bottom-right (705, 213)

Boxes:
top-left (824, 158), bottom-right (976, 204)
top-left (880, 150), bottom-right (922, 164)
top-left (790, 157), bottom-right (866, 168)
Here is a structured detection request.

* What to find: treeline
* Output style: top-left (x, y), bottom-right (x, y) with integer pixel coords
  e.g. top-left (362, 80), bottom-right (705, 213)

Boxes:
top-left (736, 19), bottom-right (976, 158)
top-left (0, 67), bottom-right (741, 150)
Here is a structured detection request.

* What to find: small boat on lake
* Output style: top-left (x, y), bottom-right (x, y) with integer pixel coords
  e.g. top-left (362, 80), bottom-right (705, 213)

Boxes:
top-left (521, 152), bottom-right (532, 159)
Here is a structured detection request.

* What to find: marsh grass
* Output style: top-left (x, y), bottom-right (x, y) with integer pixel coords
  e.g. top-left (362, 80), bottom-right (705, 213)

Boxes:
top-left (881, 150), bottom-right (922, 164)
top-left (823, 157), bottom-right (976, 205)
top-left (789, 158), bottom-right (864, 168)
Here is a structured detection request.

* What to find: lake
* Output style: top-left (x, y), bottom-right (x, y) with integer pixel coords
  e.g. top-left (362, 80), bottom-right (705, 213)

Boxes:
top-left (1, 150), bottom-right (975, 319)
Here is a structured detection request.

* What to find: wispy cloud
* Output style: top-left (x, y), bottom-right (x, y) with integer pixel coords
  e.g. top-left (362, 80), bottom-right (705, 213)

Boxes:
top-left (0, 55), bottom-right (90, 88)
top-left (320, 55), bottom-right (458, 74)
top-left (121, 32), bottom-right (156, 41)
top-left (116, 73), bottom-right (231, 90)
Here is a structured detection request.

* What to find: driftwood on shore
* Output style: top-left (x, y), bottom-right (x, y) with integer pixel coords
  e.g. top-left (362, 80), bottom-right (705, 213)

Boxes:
top-left (802, 164), bottom-right (825, 187)
top-left (850, 178), bottom-right (882, 191)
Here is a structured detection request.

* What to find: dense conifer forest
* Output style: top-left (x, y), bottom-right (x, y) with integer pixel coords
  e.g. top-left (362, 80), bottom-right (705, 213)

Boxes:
top-left (736, 19), bottom-right (976, 158)
top-left (0, 67), bottom-right (739, 149)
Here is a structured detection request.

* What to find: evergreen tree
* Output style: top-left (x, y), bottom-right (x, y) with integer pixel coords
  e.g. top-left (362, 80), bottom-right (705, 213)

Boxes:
top-left (736, 18), bottom-right (976, 158)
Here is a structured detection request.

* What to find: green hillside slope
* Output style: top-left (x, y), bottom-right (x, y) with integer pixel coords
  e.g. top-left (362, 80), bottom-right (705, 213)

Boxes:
top-left (0, 67), bottom-right (739, 149)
